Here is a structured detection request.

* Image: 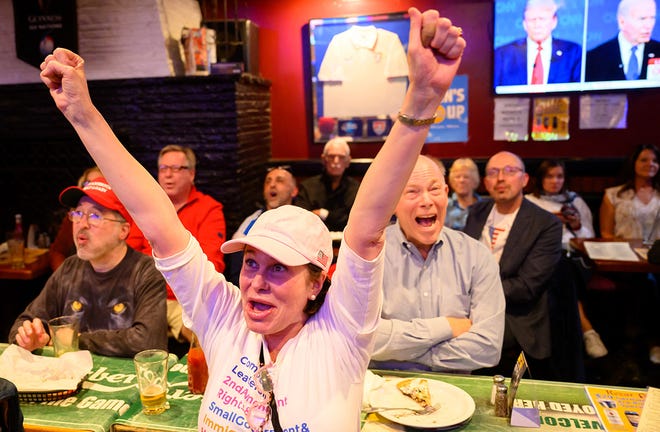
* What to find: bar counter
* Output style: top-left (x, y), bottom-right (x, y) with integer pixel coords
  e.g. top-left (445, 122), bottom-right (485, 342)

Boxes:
top-left (0, 343), bottom-right (646, 432)
top-left (364, 370), bottom-right (615, 431)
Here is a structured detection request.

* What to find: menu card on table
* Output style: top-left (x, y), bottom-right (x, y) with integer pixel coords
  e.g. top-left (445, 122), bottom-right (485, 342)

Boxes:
top-left (509, 352), bottom-right (542, 428)
top-left (637, 387), bottom-right (660, 431)
top-left (584, 385), bottom-right (647, 431)
top-left (583, 242), bottom-right (640, 262)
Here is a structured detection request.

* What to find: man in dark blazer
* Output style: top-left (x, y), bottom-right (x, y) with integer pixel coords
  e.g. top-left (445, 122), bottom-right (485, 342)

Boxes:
top-left (586, 0), bottom-right (660, 81)
top-left (494, 0), bottom-right (582, 87)
top-left (464, 151), bottom-right (562, 379)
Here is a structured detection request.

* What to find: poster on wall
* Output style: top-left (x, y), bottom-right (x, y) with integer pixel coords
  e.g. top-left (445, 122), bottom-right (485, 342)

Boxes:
top-left (579, 94), bottom-right (628, 129)
top-left (493, 97), bottom-right (530, 141)
top-left (309, 11), bottom-right (410, 143)
top-left (532, 97), bottom-right (570, 141)
top-left (426, 75), bottom-right (468, 143)
top-left (13, 0), bottom-right (78, 69)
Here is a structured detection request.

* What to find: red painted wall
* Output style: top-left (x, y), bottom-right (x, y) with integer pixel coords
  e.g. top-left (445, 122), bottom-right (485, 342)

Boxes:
top-left (204, 0), bottom-right (660, 160)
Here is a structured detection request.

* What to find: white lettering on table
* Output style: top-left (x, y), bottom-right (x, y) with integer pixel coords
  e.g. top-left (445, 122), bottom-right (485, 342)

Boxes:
top-left (86, 366), bottom-right (136, 384)
top-left (77, 396), bottom-right (129, 413)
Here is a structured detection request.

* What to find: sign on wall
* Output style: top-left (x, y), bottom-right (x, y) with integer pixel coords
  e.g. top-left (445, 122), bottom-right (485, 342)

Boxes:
top-left (13, 0), bottom-right (77, 69)
top-left (426, 75), bottom-right (468, 143)
top-left (532, 97), bottom-right (570, 141)
top-left (493, 97), bottom-right (530, 141)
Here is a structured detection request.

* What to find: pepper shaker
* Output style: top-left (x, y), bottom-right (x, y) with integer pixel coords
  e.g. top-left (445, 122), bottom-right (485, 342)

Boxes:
top-left (494, 383), bottom-right (509, 417)
top-left (490, 375), bottom-right (505, 405)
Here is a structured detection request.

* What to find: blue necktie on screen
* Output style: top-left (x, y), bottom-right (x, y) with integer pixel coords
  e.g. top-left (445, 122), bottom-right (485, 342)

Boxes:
top-left (627, 46), bottom-right (639, 80)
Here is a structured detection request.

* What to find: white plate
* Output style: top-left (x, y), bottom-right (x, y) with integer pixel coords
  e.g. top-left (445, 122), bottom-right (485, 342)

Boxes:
top-left (369, 377), bottom-right (475, 429)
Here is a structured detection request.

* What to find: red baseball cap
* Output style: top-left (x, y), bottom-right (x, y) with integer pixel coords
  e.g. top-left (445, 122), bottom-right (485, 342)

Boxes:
top-left (59, 177), bottom-right (132, 224)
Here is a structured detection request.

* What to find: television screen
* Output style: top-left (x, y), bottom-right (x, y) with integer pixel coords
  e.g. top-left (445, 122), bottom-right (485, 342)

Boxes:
top-left (493, 0), bottom-right (660, 94)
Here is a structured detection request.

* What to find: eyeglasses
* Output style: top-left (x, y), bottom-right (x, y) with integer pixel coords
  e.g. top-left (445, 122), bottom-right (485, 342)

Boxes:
top-left (266, 165), bottom-right (291, 173)
top-left (485, 166), bottom-right (524, 178)
top-left (246, 363), bottom-right (276, 432)
top-left (68, 210), bottom-right (125, 227)
top-left (158, 164), bottom-right (189, 173)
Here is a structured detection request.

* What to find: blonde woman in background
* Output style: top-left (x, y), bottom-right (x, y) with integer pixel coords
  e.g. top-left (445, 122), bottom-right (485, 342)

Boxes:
top-left (445, 157), bottom-right (481, 230)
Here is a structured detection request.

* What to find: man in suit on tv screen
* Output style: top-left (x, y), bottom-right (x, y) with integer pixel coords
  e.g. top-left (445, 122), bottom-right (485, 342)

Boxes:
top-left (494, 0), bottom-right (582, 87)
top-left (586, 0), bottom-right (660, 81)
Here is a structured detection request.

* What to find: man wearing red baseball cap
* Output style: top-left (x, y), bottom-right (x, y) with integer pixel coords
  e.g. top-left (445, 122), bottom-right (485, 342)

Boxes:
top-left (8, 178), bottom-right (168, 357)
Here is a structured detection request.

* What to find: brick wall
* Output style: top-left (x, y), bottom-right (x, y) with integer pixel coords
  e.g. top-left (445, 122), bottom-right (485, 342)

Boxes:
top-left (1, 74), bottom-right (271, 242)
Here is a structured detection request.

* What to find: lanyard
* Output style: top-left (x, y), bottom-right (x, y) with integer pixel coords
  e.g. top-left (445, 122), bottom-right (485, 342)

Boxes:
top-left (259, 345), bottom-right (283, 432)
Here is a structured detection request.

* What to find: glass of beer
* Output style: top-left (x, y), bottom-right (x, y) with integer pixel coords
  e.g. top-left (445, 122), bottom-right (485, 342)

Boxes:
top-left (134, 349), bottom-right (169, 415)
top-left (48, 315), bottom-right (79, 357)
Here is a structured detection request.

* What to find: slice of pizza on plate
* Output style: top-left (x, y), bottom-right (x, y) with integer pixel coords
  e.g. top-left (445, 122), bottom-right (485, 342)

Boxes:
top-left (396, 378), bottom-right (432, 407)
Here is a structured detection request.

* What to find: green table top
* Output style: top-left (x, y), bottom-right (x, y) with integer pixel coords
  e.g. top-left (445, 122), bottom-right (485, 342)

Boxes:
top-left (2, 343), bottom-right (646, 432)
top-left (1, 344), bottom-right (201, 432)
top-left (365, 370), bottom-right (643, 431)
top-left (5, 344), bottom-right (140, 432)
top-left (112, 356), bottom-right (202, 432)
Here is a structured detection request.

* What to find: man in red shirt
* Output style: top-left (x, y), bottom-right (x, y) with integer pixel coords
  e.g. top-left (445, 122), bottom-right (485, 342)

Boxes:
top-left (136, 145), bottom-right (226, 343)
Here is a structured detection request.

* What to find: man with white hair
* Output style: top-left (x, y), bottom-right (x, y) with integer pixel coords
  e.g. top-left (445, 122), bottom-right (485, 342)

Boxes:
top-left (586, 0), bottom-right (660, 81)
top-left (494, 0), bottom-right (582, 86)
top-left (371, 155), bottom-right (505, 373)
top-left (295, 137), bottom-right (360, 232)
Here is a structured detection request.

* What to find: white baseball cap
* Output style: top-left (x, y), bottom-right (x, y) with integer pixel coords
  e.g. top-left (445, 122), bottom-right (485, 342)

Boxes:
top-left (221, 205), bottom-right (333, 272)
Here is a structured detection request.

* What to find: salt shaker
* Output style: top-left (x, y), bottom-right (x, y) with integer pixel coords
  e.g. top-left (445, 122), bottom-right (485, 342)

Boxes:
top-left (490, 375), bottom-right (505, 405)
top-left (494, 383), bottom-right (509, 417)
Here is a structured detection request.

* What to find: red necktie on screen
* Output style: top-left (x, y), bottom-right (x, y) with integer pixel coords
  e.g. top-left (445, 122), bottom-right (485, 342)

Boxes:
top-left (531, 43), bottom-right (543, 85)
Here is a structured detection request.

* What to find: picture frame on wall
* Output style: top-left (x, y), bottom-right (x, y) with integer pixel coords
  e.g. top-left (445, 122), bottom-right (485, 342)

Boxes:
top-left (493, 0), bottom-right (660, 95)
top-left (308, 11), bottom-right (410, 144)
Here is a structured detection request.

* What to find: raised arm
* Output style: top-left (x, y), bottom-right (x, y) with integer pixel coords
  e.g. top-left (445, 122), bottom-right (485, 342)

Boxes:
top-left (40, 50), bottom-right (187, 258)
top-left (344, 7), bottom-right (465, 260)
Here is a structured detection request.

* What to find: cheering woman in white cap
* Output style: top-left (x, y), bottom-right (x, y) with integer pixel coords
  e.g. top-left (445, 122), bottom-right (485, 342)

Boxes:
top-left (39, 7), bottom-right (465, 431)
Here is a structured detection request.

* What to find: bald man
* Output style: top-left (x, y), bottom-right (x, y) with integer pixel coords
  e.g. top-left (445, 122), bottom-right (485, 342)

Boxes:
top-left (371, 155), bottom-right (505, 373)
top-left (464, 151), bottom-right (562, 380)
top-left (227, 166), bottom-right (299, 285)
top-left (232, 166), bottom-right (299, 239)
